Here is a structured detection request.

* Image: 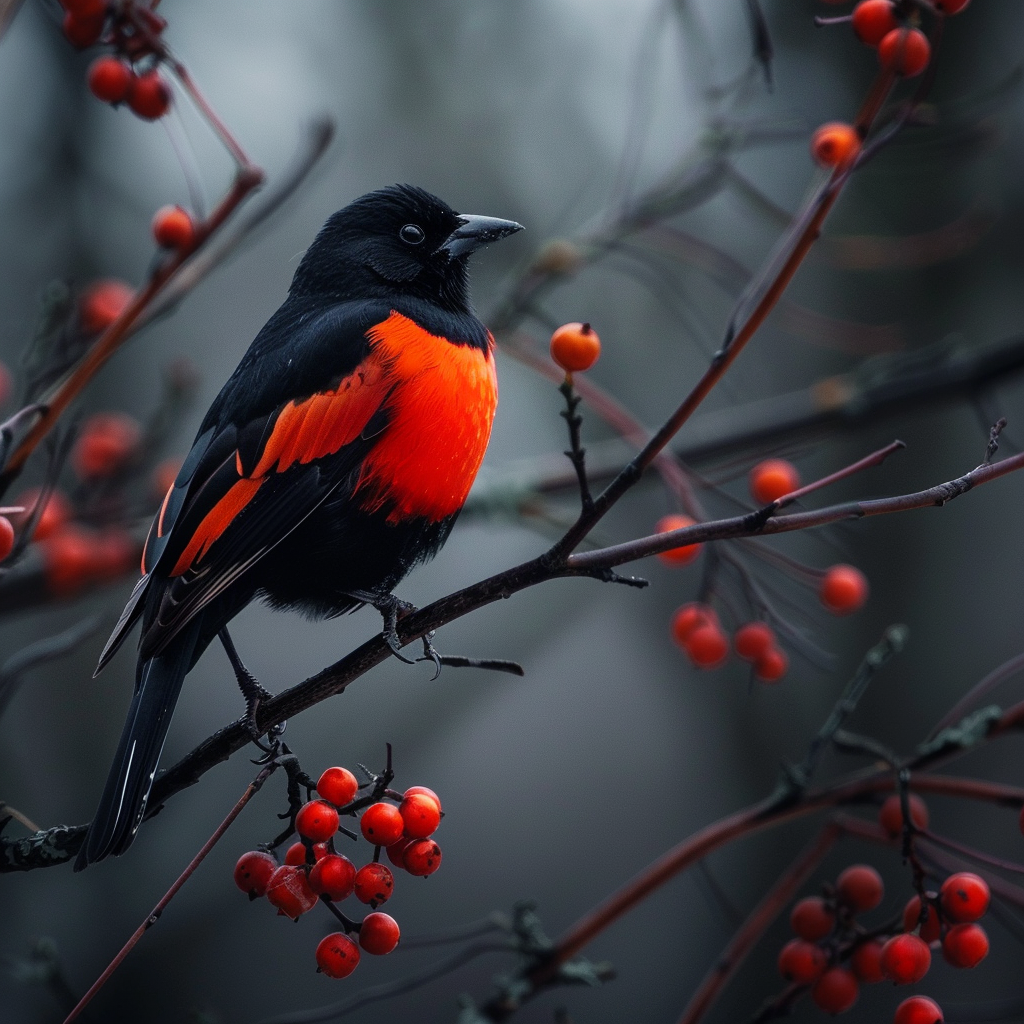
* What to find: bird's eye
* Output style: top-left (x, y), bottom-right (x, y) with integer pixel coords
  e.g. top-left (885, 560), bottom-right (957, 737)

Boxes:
top-left (399, 223), bottom-right (425, 245)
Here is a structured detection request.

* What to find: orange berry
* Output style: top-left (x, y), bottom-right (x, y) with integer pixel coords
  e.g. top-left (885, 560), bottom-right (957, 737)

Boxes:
top-left (819, 564), bottom-right (868, 615)
top-left (550, 322), bottom-right (601, 373)
top-left (878, 28), bottom-right (931, 78)
top-left (655, 514), bottom-right (702, 566)
top-left (78, 279), bottom-right (134, 333)
top-left (685, 625), bottom-right (729, 669)
top-left (128, 71), bottom-right (171, 120)
top-left (404, 785), bottom-right (442, 814)
top-left (670, 602), bottom-right (717, 648)
top-left (749, 459), bottom-right (800, 504)
top-left (754, 647), bottom-right (788, 683)
top-left (734, 622), bottom-right (774, 661)
top-left (152, 205), bottom-right (195, 250)
top-left (43, 525), bottom-right (97, 597)
top-left (87, 56), bottom-right (133, 104)
top-left (851, 1), bottom-right (898, 47)
top-left (811, 122), bottom-right (861, 169)
top-left (72, 412), bottom-right (141, 480)
top-left (14, 488), bottom-right (72, 542)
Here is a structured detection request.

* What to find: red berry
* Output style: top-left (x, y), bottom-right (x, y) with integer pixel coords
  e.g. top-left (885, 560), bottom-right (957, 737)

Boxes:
top-left (550, 322), bottom-right (601, 373)
top-left (0, 517), bottom-right (14, 562)
top-left (295, 799), bottom-right (340, 843)
top-left (43, 526), bottom-right (97, 597)
top-left (16, 489), bottom-right (72, 542)
top-left (309, 854), bottom-right (356, 901)
top-left (404, 786), bottom-right (442, 813)
top-left (386, 837), bottom-right (414, 870)
top-left (879, 793), bottom-right (929, 838)
top-left (685, 625), bottom-right (728, 669)
top-left (233, 850), bottom-right (276, 898)
top-left (353, 862), bottom-right (394, 905)
top-left (811, 967), bottom-right (859, 1015)
top-left (820, 565), bottom-right (869, 615)
top-left (91, 528), bottom-right (136, 581)
top-left (62, 11), bottom-right (105, 47)
top-left (904, 894), bottom-right (942, 944)
top-left (894, 996), bottom-right (944, 1024)
top-left (72, 412), bottom-right (141, 480)
top-left (754, 647), bottom-right (788, 684)
top-left (360, 802), bottom-right (404, 847)
top-left (655, 514), bottom-right (702, 566)
top-left (851, 1), bottom-right (898, 47)
top-left (315, 932), bottom-right (360, 979)
top-left (284, 841), bottom-right (308, 866)
top-left (313, 842), bottom-right (331, 861)
top-left (811, 122), bottom-right (861, 169)
top-left (62, 0), bottom-right (106, 16)
top-left (777, 939), bottom-right (827, 984)
top-left (850, 938), bottom-right (885, 984)
top-left (790, 897), bottom-right (835, 941)
top-left (878, 28), bottom-right (931, 78)
top-left (942, 923), bottom-right (989, 968)
top-left (933, 0), bottom-right (970, 13)
top-left (880, 933), bottom-right (932, 984)
top-left (734, 622), bottom-right (774, 661)
top-left (79, 279), bottom-right (133, 333)
top-left (266, 864), bottom-right (318, 920)
top-left (317, 766), bottom-right (359, 807)
top-left (670, 603), bottom-right (717, 648)
top-left (940, 872), bottom-right (990, 923)
top-left (749, 459), bottom-right (800, 503)
top-left (128, 71), bottom-right (172, 120)
top-left (152, 205), bottom-right (195, 250)
top-left (87, 56), bottom-right (133, 103)
top-left (403, 838), bottom-right (442, 877)
top-left (836, 864), bottom-right (884, 913)
top-left (359, 912), bottom-right (400, 955)
top-left (400, 793), bottom-right (442, 839)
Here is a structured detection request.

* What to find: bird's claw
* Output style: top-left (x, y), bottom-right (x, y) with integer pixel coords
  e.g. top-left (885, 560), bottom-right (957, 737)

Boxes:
top-left (416, 631), bottom-right (442, 680)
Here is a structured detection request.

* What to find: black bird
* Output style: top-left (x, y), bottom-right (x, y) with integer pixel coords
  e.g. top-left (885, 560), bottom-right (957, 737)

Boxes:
top-left (75, 185), bottom-right (522, 868)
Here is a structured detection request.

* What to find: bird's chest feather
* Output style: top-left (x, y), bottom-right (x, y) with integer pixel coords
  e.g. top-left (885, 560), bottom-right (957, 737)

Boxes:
top-left (355, 312), bottom-right (497, 523)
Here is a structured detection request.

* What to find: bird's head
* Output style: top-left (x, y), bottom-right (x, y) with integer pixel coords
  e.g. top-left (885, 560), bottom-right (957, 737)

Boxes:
top-left (290, 184), bottom-right (523, 313)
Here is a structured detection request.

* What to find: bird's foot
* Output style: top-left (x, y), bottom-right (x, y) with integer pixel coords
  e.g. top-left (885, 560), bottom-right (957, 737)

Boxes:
top-left (346, 590), bottom-right (442, 676)
top-left (219, 627), bottom-right (276, 744)
top-left (416, 630), bottom-right (442, 681)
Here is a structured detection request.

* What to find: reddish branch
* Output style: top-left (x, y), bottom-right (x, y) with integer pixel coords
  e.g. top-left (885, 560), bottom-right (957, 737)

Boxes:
top-left (61, 760), bottom-right (277, 1024)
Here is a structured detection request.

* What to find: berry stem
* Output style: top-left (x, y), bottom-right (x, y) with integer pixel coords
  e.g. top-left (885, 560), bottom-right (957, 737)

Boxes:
top-left (558, 377), bottom-right (594, 513)
top-left (60, 759), bottom-right (278, 1024)
top-left (678, 823), bottom-right (842, 1024)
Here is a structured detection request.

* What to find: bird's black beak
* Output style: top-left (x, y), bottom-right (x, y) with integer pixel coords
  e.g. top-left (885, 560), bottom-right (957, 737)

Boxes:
top-left (438, 214), bottom-right (524, 259)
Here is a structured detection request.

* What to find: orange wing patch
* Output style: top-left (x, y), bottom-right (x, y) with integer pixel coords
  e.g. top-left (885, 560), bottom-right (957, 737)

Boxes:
top-left (167, 353), bottom-right (392, 578)
top-left (354, 313), bottom-right (498, 523)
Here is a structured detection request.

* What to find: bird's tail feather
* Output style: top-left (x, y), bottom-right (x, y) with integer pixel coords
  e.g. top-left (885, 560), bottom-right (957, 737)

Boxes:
top-left (75, 621), bottom-right (201, 870)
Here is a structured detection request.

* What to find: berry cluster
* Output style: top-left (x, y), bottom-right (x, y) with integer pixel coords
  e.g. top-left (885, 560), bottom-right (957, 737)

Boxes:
top-left (776, 795), bottom-right (992, 1021)
top-left (62, 3), bottom-right (201, 254)
top-left (810, 1), bottom-right (974, 168)
top-left (233, 764), bottom-right (444, 981)
top-left (660, 457), bottom-right (869, 681)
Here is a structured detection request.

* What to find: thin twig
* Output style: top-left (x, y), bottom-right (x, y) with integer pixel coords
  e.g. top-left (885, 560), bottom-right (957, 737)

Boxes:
top-left (60, 760), bottom-right (278, 1024)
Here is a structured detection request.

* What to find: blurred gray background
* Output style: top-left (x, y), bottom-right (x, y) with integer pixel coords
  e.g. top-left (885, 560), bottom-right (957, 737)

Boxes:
top-left (2, 1), bottom-right (1024, 1022)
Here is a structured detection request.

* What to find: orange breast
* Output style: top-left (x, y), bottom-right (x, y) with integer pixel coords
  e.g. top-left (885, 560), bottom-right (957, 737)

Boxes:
top-left (355, 312), bottom-right (498, 523)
